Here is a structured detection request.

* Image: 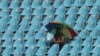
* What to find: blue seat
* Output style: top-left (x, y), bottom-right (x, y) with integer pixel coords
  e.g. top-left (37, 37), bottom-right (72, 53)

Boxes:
top-left (31, 16), bottom-right (42, 24)
top-left (76, 15), bottom-right (87, 23)
top-left (55, 5), bottom-right (65, 16)
top-left (10, 8), bottom-right (20, 17)
top-left (92, 46), bottom-right (100, 56)
top-left (82, 37), bottom-right (92, 46)
top-left (21, 7), bottom-right (31, 16)
top-left (35, 29), bottom-right (45, 40)
top-left (31, 0), bottom-right (41, 9)
top-left (0, 19), bottom-right (7, 32)
top-left (54, 15), bottom-right (65, 23)
top-left (89, 5), bottom-right (99, 14)
top-left (13, 38), bottom-right (24, 48)
top-left (36, 38), bottom-right (46, 48)
top-left (2, 31), bottom-right (13, 40)
top-left (13, 30), bottom-right (24, 40)
top-left (79, 29), bottom-right (89, 39)
top-left (59, 44), bottom-right (70, 56)
top-left (93, 37), bottom-right (100, 46)
top-left (78, 5), bottom-right (89, 14)
top-left (13, 47), bottom-right (24, 55)
top-left (2, 46), bottom-right (13, 56)
top-left (0, 0), bottom-right (8, 9)
top-left (42, 0), bottom-right (51, 8)
top-left (42, 16), bottom-right (54, 25)
top-left (81, 45), bottom-right (92, 56)
top-left (74, 22), bottom-right (84, 31)
top-left (20, 0), bottom-right (31, 9)
top-left (74, 0), bottom-right (84, 6)
top-left (36, 47), bottom-right (47, 56)
top-left (9, 0), bottom-right (19, 9)
top-left (84, 0), bottom-right (94, 6)
top-left (32, 6), bottom-right (43, 16)
top-left (0, 9), bottom-right (9, 17)
top-left (0, 17), bottom-right (9, 24)
top-left (69, 45), bottom-right (80, 56)
top-left (47, 44), bottom-right (59, 56)
top-left (66, 5), bottom-right (78, 15)
top-left (44, 6), bottom-right (54, 16)
top-left (25, 46), bottom-right (37, 56)
top-left (53, 0), bottom-right (63, 8)
top-left (7, 24), bottom-right (18, 32)
top-left (95, 0), bottom-right (100, 6)
top-left (24, 31), bottom-right (35, 40)
top-left (90, 28), bottom-right (99, 38)
top-left (63, 0), bottom-right (73, 7)
top-left (64, 15), bottom-right (76, 27)
top-left (85, 22), bottom-right (96, 30)
top-left (25, 39), bottom-right (36, 47)
top-left (95, 21), bottom-right (100, 30)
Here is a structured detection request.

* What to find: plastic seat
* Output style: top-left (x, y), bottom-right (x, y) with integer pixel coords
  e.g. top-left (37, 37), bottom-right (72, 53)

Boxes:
top-left (31, 16), bottom-right (42, 24)
top-left (95, 20), bottom-right (100, 30)
top-left (31, 0), bottom-right (41, 9)
top-left (69, 45), bottom-right (80, 56)
top-left (35, 29), bottom-right (45, 40)
top-left (76, 15), bottom-right (87, 23)
top-left (25, 46), bottom-right (37, 56)
top-left (63, 0), bottom-right (73, 7)
top-left (85, 22), bottom-right (96, 30)
top-left (42, 0), bottom-right (51, 8)
top-left (93, 37), bottom-right (100, 46)
top-left (25, 39), bottom-right (36, 47)
top-left (44, 6), bottom-right (54, 16)
top-left (20, 0), bottom-right (31, 9)
top-left (32, 6), bottom-right (43, 16)
top-left (10, 8), bottom-right (20, 17)
top-left (36, 47), bottom-right (47, 56)
top-left (64, 15), bottom-right (76, 27)
top-left (42, 16), bottom-right (54, 25)
top-left (74, 22), bottom-right (84, 31)
top-left (55, 5), bottom-right (65, 16)
top-left (84, 0), bottom-right (94, 6)
top-left (74, 0), bottom-right (84, 6)
top-left (53, 0), bottom-right (63, 8)
top-left (36, 38), bottom-right (46, 48)
top-left (47, 44), bottom-right (59, 56)
top-left (13, 30), bottom-right (24, 40)
top-left (59, 44), bottom-right (70, 56)
top-left (21, 7), bottom-right (31, 16)
top-left (82, 37), bottom-right (92, 46)
top-left (13, 38), bottom-right (24, 47)
top-left (95, 0), bottom-right (100, 6)
top-left (54, 15), bottom-right (65, 23)
top-left (0, 21), bottom-right (7, 32)
top-left (79, 29), bottom-right (89, 39)
top-left (2, 46), bottom-right (13, 56)
top-left (92, 46), bottom-right (100, 56)
top-left (81, 45), bottom-right (92, 56)
top-left (89, 28), bottom-right (100, 38)
top-left (2, 31), bottom-right (13, 40)
top-left (0, 9), bottom-right (9, 17)
top-left (78, 5), bottom-right (89, 14)
top-left (9, 0), bottom-right (19, 9)
top-left (66, 5), bottom-right (78, 15)
top-left (24, 31), bottom-right (35, 40)
top-left (13, 46), bottom-right (24, 55)
top-left (89, 5), bottom-right (99, 14)
top-left (0, 0), bottom-right (8, 9)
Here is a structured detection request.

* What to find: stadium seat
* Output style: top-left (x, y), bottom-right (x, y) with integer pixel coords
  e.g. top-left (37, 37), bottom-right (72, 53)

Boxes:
top-left (95, 0), bottom-right (100, 6)
top-left (53, 0), bottom-right (63, 8)
top-left (21, 7), bottom-right (31, 16)
top-left (31, 16), bottom-right (42, 24)
top-left (93, 37), bottom-right (100, 46)
top-left (82, 37), bottom-right (92, 46)
top-left (9, 0), bottom-right (19, 9)
top-left (54, 15), bottom-right (65, 23)
top-left (31, 0), bottom-right (41, 9)
top-left (92, 46), bottom-right (100, 56)
top-left (89, 5), bottom-right (99, 14)
top-left (84, 0), bottom-right (94, 6)
top-left (10, 8), bottom-right (20, 17)
top-left (63, 0), bottom-right (73, 7)
top-left (0, 9), bottom-right (9, 17)
top-left (42, 0), bottom-right (51, 8)
top-left (74, 0), bottom-right (84, 6)
top-left (0, 0), bottom-right (8, 9)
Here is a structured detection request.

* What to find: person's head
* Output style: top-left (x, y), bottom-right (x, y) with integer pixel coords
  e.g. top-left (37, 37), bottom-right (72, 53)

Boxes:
top-left (56, 27), bottom-right (61, 33)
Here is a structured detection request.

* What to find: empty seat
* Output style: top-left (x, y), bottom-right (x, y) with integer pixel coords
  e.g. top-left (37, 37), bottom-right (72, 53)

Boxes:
top-left (54, 15), bottom-right (65, 23)
top-left (95, 0), bottom-right (100, 6)
top-left (36, 47), bottom-right (47, 56)
top-left (47, 44), bottom-right (59, 56)
top-left (92, 46), bottom-right (100, 56)
top-left (78, 5), bottom-right (89, 14)
top-left (95, 20), bottom-right (100, 30)
top-left (63, 0), bottom-right (73, 7)
top-left (42, 0), bottom-right (51, 8)
top-left (84, 0), bottom-right (94, 6)
top-left (53, 0), bottom-right (63, 8)
top-left (82, 37), bottom-right (92, 46)
top-left (31, 16), bottom-right (42, 24)
top-left (32, 6), bottom-right (43, 16)
top-left (0, 9), bottom-right (9, 17)
top-left (44, 6), bottom-right (54, 16)
top-left (9, 0), bottom-right (19, 9)
top-left (0, 0), bottom-right (8, 9)
top-left (10, 8), bottom-right (20, 17)
top-left (66, 5), bottom-right (78, 15)
top-left (31, 0), bottom-right (41, 9)
top-left (74, 0), bottom-right (84, 6)
top-left (76, 15), bottom-right (87, 23)
top-left (89, 5), bottom-right (99, 14)
top-left (55, 5), bottom-right (66, 16)
top-left (93, 37), bottom-right (100, 46)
